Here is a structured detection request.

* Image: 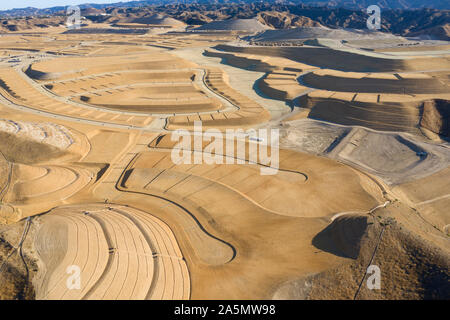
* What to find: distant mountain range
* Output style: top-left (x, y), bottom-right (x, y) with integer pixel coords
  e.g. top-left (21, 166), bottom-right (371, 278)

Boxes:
top-left (0, 1), bottom-right (448, 18)
top-left (0, 1), bottom-right (448, 40)
top-left (290, 0), bottom-right (449, 10)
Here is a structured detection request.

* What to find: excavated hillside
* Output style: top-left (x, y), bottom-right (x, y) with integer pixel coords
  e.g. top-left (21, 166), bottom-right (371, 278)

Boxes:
top-left (257, 11), bottom-right (323, 29)
top-left (420, 99), bottom-right (450, 137)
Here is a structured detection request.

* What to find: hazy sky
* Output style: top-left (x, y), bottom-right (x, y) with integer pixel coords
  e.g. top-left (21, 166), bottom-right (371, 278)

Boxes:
top-left (0, 1), bottom-right (134, 11)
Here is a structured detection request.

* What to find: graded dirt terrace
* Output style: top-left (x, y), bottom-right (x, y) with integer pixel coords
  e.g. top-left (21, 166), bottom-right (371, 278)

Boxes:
top-left (194, 47), bottom-right (450, 135)
top-left (213, 44), bottom-right (450, 72)
top-left (0, 25), bottom-right (448, 301)
top-left (34, 203), bottom-right (189, 300)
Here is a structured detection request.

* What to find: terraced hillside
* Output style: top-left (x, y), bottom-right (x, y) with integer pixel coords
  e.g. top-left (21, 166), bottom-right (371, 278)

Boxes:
top-left (34, 204), bottom-right (190, 300)
top-left (0, 22), bottom-right (448, 301)
top-left (167, 68), bottom-right (271, 129)
top-left (214, 44), bottom-right (450, 72)
top-left (208, 46), bottom-right (450, 134)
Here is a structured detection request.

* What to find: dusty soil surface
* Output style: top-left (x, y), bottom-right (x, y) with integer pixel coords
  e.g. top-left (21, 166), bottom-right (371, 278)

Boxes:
top-left (0, 22), bottom-right (448, 300)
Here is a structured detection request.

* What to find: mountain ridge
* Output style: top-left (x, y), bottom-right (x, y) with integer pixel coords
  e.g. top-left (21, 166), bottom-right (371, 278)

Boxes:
top-left (0, 0), bottom-right (449, 17)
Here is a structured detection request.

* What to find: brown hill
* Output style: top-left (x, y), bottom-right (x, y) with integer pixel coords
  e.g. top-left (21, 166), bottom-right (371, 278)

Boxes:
top-left (420, 99), bottom-right (450, 137)
top-left (406, 23), bottom-right (450, 41)
top-left (176, 11), bottom-right (212, 25)
top-left (257, 11), bottom-right (323, 29)
top-left (0, 17), bottom-right (65, 32)
top-left (126, 13), bottom-right (185, 27)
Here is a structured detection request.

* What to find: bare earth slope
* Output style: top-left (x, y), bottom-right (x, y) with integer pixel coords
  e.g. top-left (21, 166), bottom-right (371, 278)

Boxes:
top-left (0, 19), bottom-right (448, 300)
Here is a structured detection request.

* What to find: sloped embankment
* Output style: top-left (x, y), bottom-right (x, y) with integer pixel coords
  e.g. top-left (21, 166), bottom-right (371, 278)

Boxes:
top-left (420, 99), bottom-right (450, 137)
top-left (273, 213), bottom-right (450, 300)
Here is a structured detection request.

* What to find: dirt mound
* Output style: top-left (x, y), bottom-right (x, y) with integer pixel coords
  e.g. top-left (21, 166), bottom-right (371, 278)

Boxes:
top-left (195, 18), bottom-right (269, 32)
top-left (0, 119), bottom-right (94, 223)
top-left (0, 120), bottom-right (74, 150)
top-left (0, 132), bottom-right (70, 165)
top-left (128, 14), bottom-right (185, 27)
top-left (0, 120), bottom-right (89, 164)
top-left (420, 99), bottom-right (450, 137)
top-left (246, 27), bottom-right (401, 42)
top-left (302, 72), bottom-right (449, 94)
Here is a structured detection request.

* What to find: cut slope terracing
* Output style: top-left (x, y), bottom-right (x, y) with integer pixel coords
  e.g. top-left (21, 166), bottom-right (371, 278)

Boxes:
top-left (302, 89), bottom-right (450, 134)
top-left (0, 120), bottom-right (95, 223)
top-left (0, 67), bottom-right (153, 128)
top-left (27, 52), bottom-right (196, 81)
top-left (167, 67), bottom-right (271, 129)
top-left (195, 18), bottom-right (270, 33)
top-left (304, 93), bottom-right (423, 133)
top-left (23, 49), bottom-right (238, 118)
top-left (34, 204), bottom-right (190, 300)
top-left (208, 44), bottom-right (450, 135)
top-left (75, 84), bottom-right (223, 114)
top-left (137, 133), bottom-right (382, 219)
top-left (0, 23), bottom-right (448, 301)
top-left (0, 119), bottom-right (80, 154)
top-left (109, 133), bottom-right (387, 299)
top-left (214, 44), bottom-right (450, 73)
top-left (202, 49), bottom-right (317, 103)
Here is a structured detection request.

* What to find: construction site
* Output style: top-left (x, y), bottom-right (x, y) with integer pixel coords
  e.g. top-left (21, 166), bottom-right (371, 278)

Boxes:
top-left (0, 11), bottom-right (448, 301)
